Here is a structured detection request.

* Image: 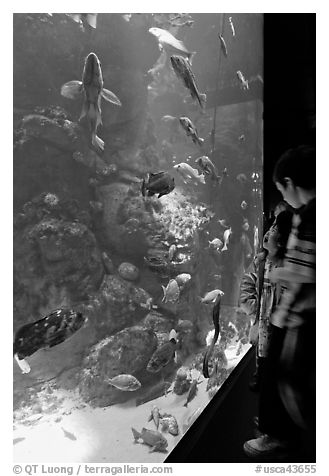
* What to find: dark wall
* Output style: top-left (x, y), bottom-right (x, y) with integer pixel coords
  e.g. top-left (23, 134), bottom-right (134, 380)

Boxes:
top-left (263, 13), bottom-right (315, 215)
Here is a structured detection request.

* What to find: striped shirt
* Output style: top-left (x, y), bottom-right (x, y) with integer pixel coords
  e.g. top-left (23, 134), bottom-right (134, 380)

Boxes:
top-left (271, 198), bottom-right (316, 328)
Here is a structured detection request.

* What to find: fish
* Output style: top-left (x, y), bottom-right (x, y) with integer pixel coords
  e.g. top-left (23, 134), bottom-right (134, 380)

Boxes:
top-left (148, 27), bottom-right (195, 62)
top-left (61, 427), bottom-right (77, 441)
top-left (208, 238), bottom-right (223, 250)
top-left (241, 200), bottom-right (248, 210)
top-left (200, 289), bottom-right (225, 304)
top-left (146, 329), bottom-right (178, 373)
top-left (195, 156), bottom-right (220, 181)
top-left (242, 219), bottom-right (250, 231)
top-left (61, 52), bottom-right (122, 152)
top-left (13, 309), bottom-right (86, 374)
top-left (13, 437), bottom-right (26, 445)
top-left (237, 70), bottom-right (249, 90)
top-left (159, 413), bottom-right (179, 436)
top-left (141, 171), bottom-right (175, 199)
top-left (106, 374), bottom-right (142, 392)
top-left (170, 55), bottom-right (206, 109)
top-left (66, 13), bottom-right (98, 29)
top-left (131, 427), bottom-right (168, 453)
top-left (203, 293), bottom-right (222, 378)
top-left (236, 173), bottom-right (247, 184)
top-left (168, 244), bottom-right (177, 261)
top-left (218, 35), bottom-right (228, 58)
top-left (183, 379), bottom-right (198, 407)
top-left (182, 407), bottom-right (202, 433)
top-left (175, 273), bottom-right (192, 288)
top-left (161, 115), bottom-right (178, 124)
top-left (161, 280), bottom-right (180, 303)
top-left (238, 134), bottom-right (245, 141)
top-left (218, 219), bottom-right (229, 228)
top-left (148, 405), bottom-right (161, 429)
top-left (179, 117), bottom-right (204, 147)
top-left (228, 16), bottom-right (235, 37)
top-left (221, 227), bottom-right (232, 251)
top-left (174, 162), bottom-right (206, 185)
top-left (136, 381), bottom-right (172, 406)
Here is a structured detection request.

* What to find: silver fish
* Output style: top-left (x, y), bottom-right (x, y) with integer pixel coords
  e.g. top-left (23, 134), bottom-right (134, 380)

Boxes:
top-left (106, 374), bottom-right (142, 392)
top-left (221, 227), bottom-right (232, 251)
top-left (200, 289), bottom-right (225, 304)
top-left (162, 280), bottom-right (180, 303)
top-left (228, 16), bottom-right (235, 37)
top-left (149, 27), bottom-right (195, 62)
top-left (160, 413), bottom-right (179, 436)
top-left (174, 162), bottom-right (206, 184)
top-left (237, 70), bottom-right (249, 90)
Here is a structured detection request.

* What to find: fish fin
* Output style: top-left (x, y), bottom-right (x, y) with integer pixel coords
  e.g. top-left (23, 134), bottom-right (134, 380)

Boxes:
top-left (86, 13), bottom-right (97, 28)
top-left (183, 402), bottom-right (188, 407)
top-left (199, 174), bottom-right (206, 184)
top-left (147, 414), bottom-right (153, 422)
top-left (149, 446), bottom-right (156, 453)
top-left (92, 133), bottom-right (104, 152)
top-left (161, 286), bottom-right (166, 302)
top-left (14, 354), bottom-right (31, 374)
top-left (101, 88), bottom-right (122, 106)
top-left (60, 80), bottom-right (83, 99)
top-left (131, 427), bottom-right (141, 442)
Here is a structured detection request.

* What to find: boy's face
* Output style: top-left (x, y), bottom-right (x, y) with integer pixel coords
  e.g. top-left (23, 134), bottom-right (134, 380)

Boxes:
top-left (275, 180), bottom-right (302, 209)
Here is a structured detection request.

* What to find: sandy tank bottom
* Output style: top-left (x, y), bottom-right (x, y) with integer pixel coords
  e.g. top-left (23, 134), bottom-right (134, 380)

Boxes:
top-left (14, 343), bottom-right (250, 463)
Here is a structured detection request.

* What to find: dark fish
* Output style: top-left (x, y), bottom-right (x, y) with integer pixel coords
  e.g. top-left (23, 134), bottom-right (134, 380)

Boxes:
top-left (141, 171), bottom-right (175, 199)
top-left (170, 55), bottom-right (206, 109)
top-left (136, 381), bottom-right (172, 406)
top-left (146, 330), bottom-right (178, 373)
top-left (218, 35), bottom-right (228, 58)
top-left (13, 309), bottom-right (86, 374)
top-left (61, 427), bottom-right (77, 441)
top-left (13, 437), bottom-right (26, 445)
top-left (203, 293), bottom-right (222, 378)
top-left (183, 379), bottom-right (198, 407)
top-left (195, 156), bottom-right (220, 182)
top-left (61, 52), bottom-right (121, 151)
top-left (179, 117), bottom-right (204, 147)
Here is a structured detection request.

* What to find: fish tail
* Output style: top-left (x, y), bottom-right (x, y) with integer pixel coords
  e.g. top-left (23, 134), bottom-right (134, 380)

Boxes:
top-left (183, 402), bottom-right (188, 407)
top-left (197, 137), bottom-right (205, 147)
top-left (91, 132), bottom-right (104, 152)
top-left (187, 51), bottom-right (196, 65)
top-left (169, 329), bottom-right (177, 342)
top-left (221, 244), bottom-right (228, 252)
top-left (131, 427), bottom-right (141, 442)
top-left (199, 174), bottom-right (206, 184)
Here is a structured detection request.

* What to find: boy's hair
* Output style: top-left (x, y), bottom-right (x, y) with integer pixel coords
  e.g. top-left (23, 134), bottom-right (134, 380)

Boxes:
top-left (273, 145), bottom-right (315, 190)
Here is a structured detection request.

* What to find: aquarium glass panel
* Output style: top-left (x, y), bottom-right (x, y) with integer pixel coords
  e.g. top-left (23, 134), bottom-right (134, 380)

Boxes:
top-left (13, 12), bottom-right (263, 462)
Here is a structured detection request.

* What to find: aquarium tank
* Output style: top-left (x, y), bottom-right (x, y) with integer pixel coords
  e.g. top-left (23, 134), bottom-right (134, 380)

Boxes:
top-left (13, 13), bottom-right (263, 462)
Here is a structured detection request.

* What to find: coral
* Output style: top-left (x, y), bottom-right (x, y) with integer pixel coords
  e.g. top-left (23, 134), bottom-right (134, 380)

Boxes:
top-left (79, 326), bottom-right (158, 406)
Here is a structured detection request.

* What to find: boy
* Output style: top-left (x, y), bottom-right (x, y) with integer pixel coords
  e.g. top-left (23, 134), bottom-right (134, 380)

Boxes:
top-left (244, 145), bottom-right (316, 460)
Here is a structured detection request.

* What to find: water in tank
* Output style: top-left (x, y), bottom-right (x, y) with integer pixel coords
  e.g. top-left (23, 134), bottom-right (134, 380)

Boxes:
top-left (13, 12), bottom-right (263, 462)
